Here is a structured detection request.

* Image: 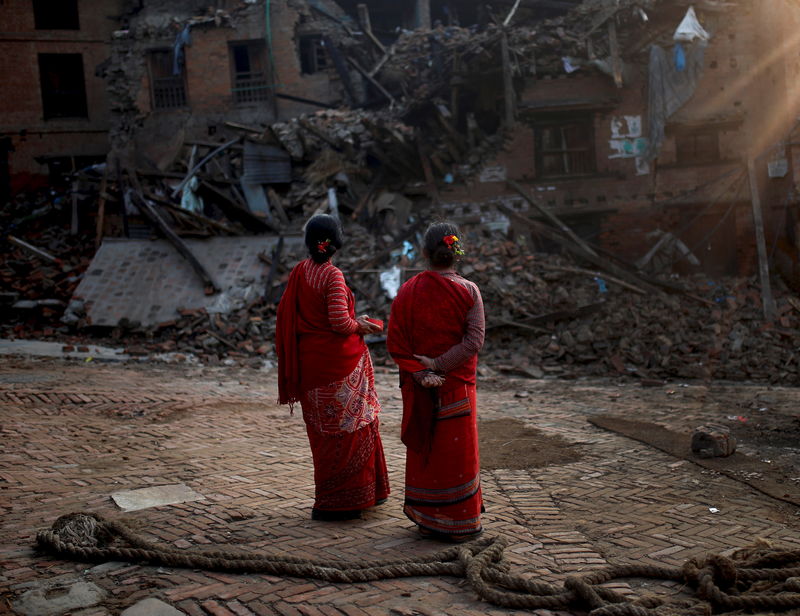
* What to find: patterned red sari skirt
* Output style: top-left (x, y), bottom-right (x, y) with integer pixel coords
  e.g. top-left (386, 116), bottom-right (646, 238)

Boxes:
top-left (300, 350), bottom-right (390, 511)
top-left (403, 383), bottom-right (482, 536)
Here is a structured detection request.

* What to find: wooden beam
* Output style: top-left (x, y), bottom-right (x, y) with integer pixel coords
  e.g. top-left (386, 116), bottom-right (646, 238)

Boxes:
top-left (274, 92), bottom-right (335, 109)
top-left (199, 181), bottom-right (276, 233)
top-left (346, 56), bottom-right (396, 105)
top-left (503, 0), bottom-right (523, 27)
top-left (416, 0), bottom-right (431, 29)
top-left (357, 4), bottom-right (386, 55)
top-left (266, 187), bottom-right (290, 226)
top-left (416, 132), bottom-right (439, 203)
top-left (368, 50), bottom-right (392, 78)
top-left (539, 264), bottom-right (646, 295)
top-left (747, 158), bottom-right (777, 320)
top-left (607, 20), bottom-right (624, 88)
top-left (322, 35), bottom-right (358, 107)
top-left (497, 203), bottom-right (663, 297)
top-left (507, 180), bottom-right (599, 257)
top-left (127, 187), bottom-right (219, 294)
top-left (95, 163), bottom-right (109, 250)
top-left (70, 178), bottom-right (80, 235)
top-left (501, 30), bottom-right (515, 127)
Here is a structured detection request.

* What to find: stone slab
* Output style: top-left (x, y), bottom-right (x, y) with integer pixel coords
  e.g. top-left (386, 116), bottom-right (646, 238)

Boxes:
top-left (121, 597), bottom-right (186, 616)
top-left (12, 580), bottom-right (106, 616)
top-left (73, 235), bottom-right (303, 327)
top-left (111, 483), bottom-right (204, 512)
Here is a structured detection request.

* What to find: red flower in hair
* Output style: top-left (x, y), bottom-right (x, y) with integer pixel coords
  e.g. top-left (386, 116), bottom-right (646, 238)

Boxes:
top-left (443, 234), bottom-right (464, 256)
top-left (317, 239), bottom-right (331, 254)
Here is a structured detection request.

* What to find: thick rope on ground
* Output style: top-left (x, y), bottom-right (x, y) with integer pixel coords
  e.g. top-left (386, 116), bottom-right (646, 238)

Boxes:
top-left (36, 512), bottom-right (800, 615)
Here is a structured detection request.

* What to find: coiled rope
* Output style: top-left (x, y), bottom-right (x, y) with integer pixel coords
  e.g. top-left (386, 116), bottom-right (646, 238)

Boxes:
top-left (36, 512), bottom-right (800, 615)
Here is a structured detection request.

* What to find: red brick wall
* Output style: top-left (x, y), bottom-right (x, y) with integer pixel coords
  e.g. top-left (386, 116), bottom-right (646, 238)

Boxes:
top-left (269, 0), bottom-right (342, 118)
top-left (0, 0), bottom-right (124, 183)
top-left (442, 2), bottom-right (800, 274)
top-left (134, 2), bottom-right (343, 133)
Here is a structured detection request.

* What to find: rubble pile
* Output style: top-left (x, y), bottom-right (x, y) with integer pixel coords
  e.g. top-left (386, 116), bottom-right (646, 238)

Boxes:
top-left (0, 197), bottom-right (95, 336)
top-left (462, 238), bottom-right (800, 384)
top-left (271, 109), bottom-right (408, 162)
top-left (3, 200), bottom-right (800, 385)
top-left (45, 222), bottom-right (791, 385)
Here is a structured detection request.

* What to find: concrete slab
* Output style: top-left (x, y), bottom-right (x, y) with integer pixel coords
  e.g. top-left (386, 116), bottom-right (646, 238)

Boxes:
top-left (12, 580), bottom-right (106, 616)
top-left (121, 597), bottom-right (186, 616)
top-left (74, 235), bottom-right (303, 327)
top-left (0, 339), bottom-right (129, 361)
top-left (111, 483), bottom-right (205, 512)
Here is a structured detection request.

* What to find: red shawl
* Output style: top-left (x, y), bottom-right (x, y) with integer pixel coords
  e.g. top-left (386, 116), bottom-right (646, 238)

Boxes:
top-left (387, 271), bottom-right (477, 455)
top-left (276, 260), bottom-right (365, 407)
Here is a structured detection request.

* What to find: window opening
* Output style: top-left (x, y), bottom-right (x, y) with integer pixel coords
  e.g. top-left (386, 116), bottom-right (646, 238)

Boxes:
top-left (38, 53), bottom-right (88, 119)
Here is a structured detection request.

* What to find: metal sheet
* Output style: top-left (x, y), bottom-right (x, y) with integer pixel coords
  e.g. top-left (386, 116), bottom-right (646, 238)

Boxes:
top-left (241, 140), bottom-right (291, 184)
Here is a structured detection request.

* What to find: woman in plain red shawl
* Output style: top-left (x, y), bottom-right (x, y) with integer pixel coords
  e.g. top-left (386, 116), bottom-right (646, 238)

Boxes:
top-left (276, 214), bottom-right (388, 520)
top-left (387, 222), bottom-right (485, 541)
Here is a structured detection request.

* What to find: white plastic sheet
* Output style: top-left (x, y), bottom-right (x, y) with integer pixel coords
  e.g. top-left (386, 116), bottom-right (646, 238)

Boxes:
top-left (673, 7), bottom-right (710, 42)
top-left (379, 265), bottom-right (402, 299)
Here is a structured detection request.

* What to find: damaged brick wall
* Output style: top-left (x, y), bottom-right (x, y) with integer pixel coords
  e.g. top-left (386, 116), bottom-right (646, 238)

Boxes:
top-left (104, 0), bottom-right (363, 169)
top-left (438, 1), bottom-right (800, 277)
top-left (0, 0), bottom-right (125, 191)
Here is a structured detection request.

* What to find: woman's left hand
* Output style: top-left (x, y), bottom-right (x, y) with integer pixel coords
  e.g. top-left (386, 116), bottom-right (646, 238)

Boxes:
top-left (414, 354), bottom-right (436, 370)
top-left (356, 316), bottom-right (382, 335)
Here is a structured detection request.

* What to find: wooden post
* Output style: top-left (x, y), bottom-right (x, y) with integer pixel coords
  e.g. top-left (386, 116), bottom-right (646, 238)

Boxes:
top-left (95, 163), bottom-right (110, 250)
top-left (501, 30), bottom-right (515, 128)
top-left (357, 4), bottom-right (385, 54)
top-left (416, 131), bottom-right (439, 203)
top-left (502, 0), bottom-right (522, 27)
top-left (607, 20), bottom-right (624, 88)
top-left (416, 0), bottom-right (431, 29)
top-left (115, 158), bottom-right (129, 238)
top-left (70, 179), bottom-right (79, 235)
top-left (747, 158), bottom-right (777, 320)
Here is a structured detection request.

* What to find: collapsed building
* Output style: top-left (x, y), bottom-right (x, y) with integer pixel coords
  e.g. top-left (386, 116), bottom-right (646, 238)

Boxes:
top-left (3, 0), bottom-right (800, 382)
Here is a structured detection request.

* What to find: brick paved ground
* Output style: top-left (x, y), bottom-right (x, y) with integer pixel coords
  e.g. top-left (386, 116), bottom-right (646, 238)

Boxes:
top-left (1, 358), bottom-right (799, 615)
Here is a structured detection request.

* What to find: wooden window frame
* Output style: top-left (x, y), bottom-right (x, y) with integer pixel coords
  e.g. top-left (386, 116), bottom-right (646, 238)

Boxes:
top-left (229, 40), bottom-right (271, 105)
top-left (534, 113), bottom-right (596, 179)
top-left (38, 53), bottom-right (88, 120)
top-left (299, 34), bottom-right (329, 75)
top-left (147, 49), bottom-right (187, 110)
top-left (674, 129), bottom-right (722, 166)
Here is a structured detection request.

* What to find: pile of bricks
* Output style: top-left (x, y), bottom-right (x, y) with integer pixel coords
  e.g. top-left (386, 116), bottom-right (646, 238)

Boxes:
top-left (0, 196), bottom-right (95, 338)
top-left (122, 302), bottom-right (276, 368)
top-left (43, 220), bottom-right (792, 386)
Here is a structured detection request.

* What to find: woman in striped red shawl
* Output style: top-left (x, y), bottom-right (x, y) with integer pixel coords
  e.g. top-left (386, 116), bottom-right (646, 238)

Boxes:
top-left (276, 214), bottom-right (389, 520)
top-left (387, 222), bottom-right (485, 541)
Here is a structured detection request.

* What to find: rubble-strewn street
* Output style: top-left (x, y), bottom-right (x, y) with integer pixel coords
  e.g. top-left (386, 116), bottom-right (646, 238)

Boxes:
top-left (1, 358), bottom-right (799, 616)
top-left (4, 0), bottom-right (800, 614)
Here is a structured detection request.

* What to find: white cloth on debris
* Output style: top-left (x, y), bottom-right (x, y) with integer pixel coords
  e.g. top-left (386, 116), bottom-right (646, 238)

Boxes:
top-left (674, 7), bottom-right (710, 42)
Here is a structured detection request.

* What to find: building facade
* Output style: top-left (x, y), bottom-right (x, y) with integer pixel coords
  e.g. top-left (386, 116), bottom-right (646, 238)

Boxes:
top-left (439, 1), bottom-right (800, 278)
top-left (0, 0), bottom-right (125, 195)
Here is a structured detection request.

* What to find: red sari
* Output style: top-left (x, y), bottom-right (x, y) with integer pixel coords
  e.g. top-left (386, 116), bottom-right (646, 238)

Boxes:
top-left (387, 270), bottom-right (483, 536)
top-left (276, 259), bottom-right (389, 512)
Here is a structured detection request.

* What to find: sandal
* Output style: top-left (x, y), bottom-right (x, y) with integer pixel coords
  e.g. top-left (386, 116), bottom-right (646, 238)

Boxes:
top-left (311, 508), bottom-right (362, 521)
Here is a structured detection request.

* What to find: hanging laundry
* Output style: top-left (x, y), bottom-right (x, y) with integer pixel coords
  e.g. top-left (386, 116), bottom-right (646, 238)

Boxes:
top-left (674, 43), bottom-right (686, 72)
top-left (173, 25), bottom-right (191, 75)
